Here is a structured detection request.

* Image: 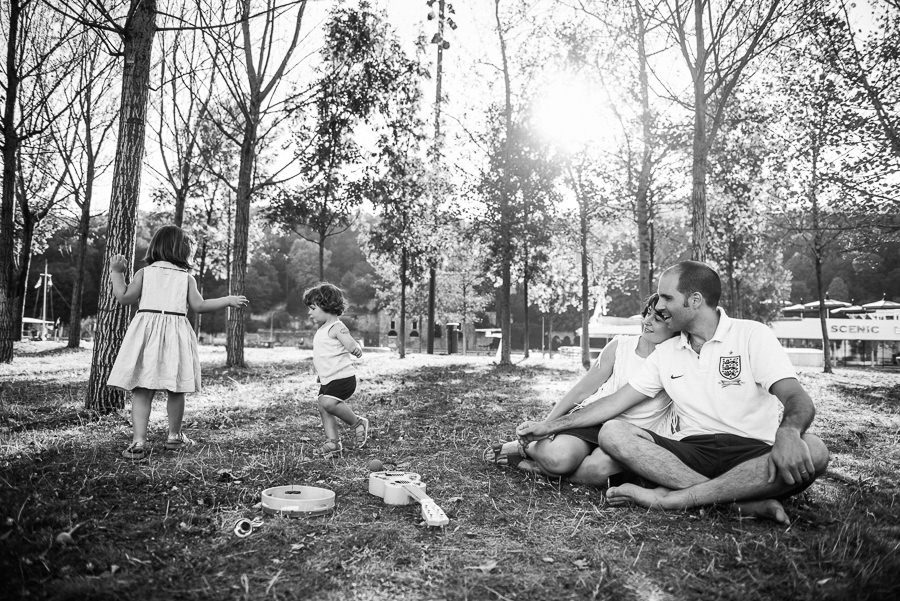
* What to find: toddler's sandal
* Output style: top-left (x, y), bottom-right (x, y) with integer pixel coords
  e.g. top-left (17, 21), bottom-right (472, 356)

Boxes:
top-left (354, 417), bottom-right (370, 449)
top-left (321, 439), bottom-right (343, 458)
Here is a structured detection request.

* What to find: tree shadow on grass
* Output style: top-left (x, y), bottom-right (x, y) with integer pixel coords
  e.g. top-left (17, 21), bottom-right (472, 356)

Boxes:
top-left (830, 381), bottom-right (900, 411)
top-left (1, 379), bottom-right (97, 432)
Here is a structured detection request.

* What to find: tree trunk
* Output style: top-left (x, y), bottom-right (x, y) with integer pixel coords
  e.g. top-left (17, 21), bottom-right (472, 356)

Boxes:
top-left (634, 0), bottom-right (653, 301)
top-left (173, 187), bottom-right (186, 227)
top-left (0, 0), bottom-right (22, 362)
top-left (318, 228), bottom-right (326, 281)
top-left (399, 248), bottom-right (407, 359)
top-left (193, 233), bottom-right (208, 335)
top-left (226, 104), bottom-right (258, 368)
top-left (495, 0), bottom-right (513, 366)
top-left (427, 264), bottom-right (436, 354)
top-left (813, 253), bottom-right (832, 374)
top-left (523, 263), bottom-right (530, 359)
top-left (579, 196), bottom-right (591, 370)
top-left (68, 106), bottom-right (98, 348)
top-left (85, 0), bottom-right (157, 411)
top-left (810, 141), bottom-right (832, 374)
top-left (690, 0), bottom-right (708, 262)
top-left (548, 312), bottom-right (554, 357)
top-left (13, 208), bottom-right (34, 342)
top-left (426, 1), bottom-right (445, 357)
top-left (67, 202), bottom-right (90, 347)
top-left (728, 258), bottom-right (739, 318)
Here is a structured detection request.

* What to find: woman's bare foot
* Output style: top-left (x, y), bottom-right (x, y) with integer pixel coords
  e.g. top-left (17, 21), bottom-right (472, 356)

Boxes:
top-left (516, 459), bottom-right (548, 476)
top-left (732, 499), bottom-right (789, 525)
top-left (605, 483), bottom-right (672, 508)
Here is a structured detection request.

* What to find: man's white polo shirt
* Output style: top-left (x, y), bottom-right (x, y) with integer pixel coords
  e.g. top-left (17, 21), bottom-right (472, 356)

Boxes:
top-left (628, 308), bottom-right (796, 445)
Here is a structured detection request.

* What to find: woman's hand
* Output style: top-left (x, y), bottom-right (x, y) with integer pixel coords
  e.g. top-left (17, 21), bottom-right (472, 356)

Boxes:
top-left (110, 254), bottom-right (127, 273)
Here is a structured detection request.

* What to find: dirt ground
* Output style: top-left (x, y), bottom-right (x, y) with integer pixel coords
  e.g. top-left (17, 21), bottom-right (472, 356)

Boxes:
top-left (1, 342), bottom-right (899, 600)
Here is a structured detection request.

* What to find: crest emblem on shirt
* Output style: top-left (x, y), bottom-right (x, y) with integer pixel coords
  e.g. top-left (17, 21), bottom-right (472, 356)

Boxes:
top-left (718, 355), bottom-right (743, 386)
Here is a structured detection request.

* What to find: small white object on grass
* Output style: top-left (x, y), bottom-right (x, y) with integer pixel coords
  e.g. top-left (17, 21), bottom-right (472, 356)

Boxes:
top-left (55, 531), bottom-right (74, 545)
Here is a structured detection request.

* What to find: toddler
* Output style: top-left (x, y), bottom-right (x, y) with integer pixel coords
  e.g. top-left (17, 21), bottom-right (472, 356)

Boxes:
top-left (303, 283), bottom-right (368, 457)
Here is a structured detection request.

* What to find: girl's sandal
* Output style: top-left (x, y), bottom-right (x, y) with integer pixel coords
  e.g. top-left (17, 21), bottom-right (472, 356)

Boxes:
top-left (320, 439), bottom-right (343, 458)
top-left (354, 417), bottom-right (370, 449)
top-left (122, 441), bottom-right (148, 460)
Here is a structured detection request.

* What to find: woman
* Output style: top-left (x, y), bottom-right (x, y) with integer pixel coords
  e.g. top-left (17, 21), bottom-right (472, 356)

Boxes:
top-left (483, 294), bottom-right (678, 485)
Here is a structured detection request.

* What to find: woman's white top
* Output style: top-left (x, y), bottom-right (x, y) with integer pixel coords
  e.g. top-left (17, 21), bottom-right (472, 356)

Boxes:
top-left (574, 334), bottom-right (674, 435)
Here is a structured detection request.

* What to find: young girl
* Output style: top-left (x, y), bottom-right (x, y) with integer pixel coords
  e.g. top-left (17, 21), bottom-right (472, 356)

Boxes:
top-left (303, 283), bottom-right (368, 457)
top-left (108, 225), bottom-right (249, 459)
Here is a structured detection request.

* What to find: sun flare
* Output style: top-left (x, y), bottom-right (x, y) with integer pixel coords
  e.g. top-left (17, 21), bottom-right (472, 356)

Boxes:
top-left (530, 77), bottom-right (616, 152)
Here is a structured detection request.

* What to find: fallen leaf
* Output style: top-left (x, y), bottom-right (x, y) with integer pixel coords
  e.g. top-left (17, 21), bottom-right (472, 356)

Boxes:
top-left (465, 560), bottom-right (498, 573)
top-left (572, 559), bottom-right (589, 569)
top-left (541, 556), bottom-right (554, 563)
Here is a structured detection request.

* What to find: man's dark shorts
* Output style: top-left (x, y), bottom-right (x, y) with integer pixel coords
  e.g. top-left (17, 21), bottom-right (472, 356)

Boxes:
top-left (646, 431), bottom-right (772, 479)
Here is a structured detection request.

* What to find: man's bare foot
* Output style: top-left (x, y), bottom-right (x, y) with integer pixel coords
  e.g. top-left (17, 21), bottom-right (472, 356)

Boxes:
top-left (482, 440), bottom-right (525, 467)
top-left (516, 459), bottom-right (548, 476)
top-left (732, 499), bottom-right (789, 525)
top-left (606, 483), bottom-right (672, 508)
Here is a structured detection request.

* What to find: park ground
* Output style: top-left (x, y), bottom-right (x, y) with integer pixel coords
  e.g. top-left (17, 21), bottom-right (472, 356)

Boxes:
top-left (1, 342), bottom-right (899, 601)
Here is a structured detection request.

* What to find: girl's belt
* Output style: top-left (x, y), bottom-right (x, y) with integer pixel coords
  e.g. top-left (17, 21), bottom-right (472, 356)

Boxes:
top-left (137, 309), bottom-right (186, 316)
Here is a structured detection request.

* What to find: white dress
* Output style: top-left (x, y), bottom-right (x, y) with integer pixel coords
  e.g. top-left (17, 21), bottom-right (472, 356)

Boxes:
top-left (574, 335), bottom-right (675, 435)
top-left (107, 261), bottom-right (201, 393)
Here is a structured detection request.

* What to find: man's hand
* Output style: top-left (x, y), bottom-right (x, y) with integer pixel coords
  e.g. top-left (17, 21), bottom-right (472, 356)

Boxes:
top-left (350, 345), bottom-right (362, 358)
top-left (768, 426), bottom-right (816, 485)
top-left (515, 420), bottom-right (554, 444)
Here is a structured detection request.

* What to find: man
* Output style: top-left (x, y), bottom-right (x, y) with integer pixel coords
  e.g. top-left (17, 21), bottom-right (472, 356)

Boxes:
top-left (517, 261), bottom-right (829, 523)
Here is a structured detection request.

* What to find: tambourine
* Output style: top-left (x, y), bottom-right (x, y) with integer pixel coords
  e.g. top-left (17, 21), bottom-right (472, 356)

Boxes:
top-left (261, 485), bottom-right (335, 517)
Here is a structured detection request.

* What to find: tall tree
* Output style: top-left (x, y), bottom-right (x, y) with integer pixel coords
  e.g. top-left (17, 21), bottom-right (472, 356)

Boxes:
top-left (365, 34), bottom-right (428, 360)
top-left (83, 0), bottom-right (159, 411)
top-left (656, 0), bottom-right (796, 260)
top-left (199, 0), bottom-right (309, 368)
top-left (509, 121), bottom-right (559, 357)
top-left (775, 39), bottom-right (862, 373)
top-left (566, 157), bottom-right (608, 369)
top-left (61, 34), bottom-right (117, 348)
top-left (265, 2), bottom-right (404, 281)
top-left (437, 225), bottom-right (492, 354)
top-left (493, 0), bottom-right (515, 365)
top-left (149, 8), bottom-right (219, 227)
top-left (0, 0), bottom-right (82, 361)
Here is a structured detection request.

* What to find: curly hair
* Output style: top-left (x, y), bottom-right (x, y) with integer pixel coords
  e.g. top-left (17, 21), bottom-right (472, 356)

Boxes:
top-left (303, 282), bottom-right (346, 316)
top-left (144, 225), bottom-right (193, 270)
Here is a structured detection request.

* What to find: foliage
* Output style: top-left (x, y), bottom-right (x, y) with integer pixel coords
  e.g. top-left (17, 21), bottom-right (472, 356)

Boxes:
top-left (265, 1), bottom-right (411, 277)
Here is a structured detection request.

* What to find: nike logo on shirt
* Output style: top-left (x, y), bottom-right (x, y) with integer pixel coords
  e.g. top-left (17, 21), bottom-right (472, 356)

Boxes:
top-left (670, 374), bottom-right (684, 379)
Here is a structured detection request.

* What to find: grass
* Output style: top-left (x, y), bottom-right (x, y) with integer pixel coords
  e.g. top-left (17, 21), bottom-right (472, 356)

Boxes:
top-left (1, 341), bottom-right (899, 600)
